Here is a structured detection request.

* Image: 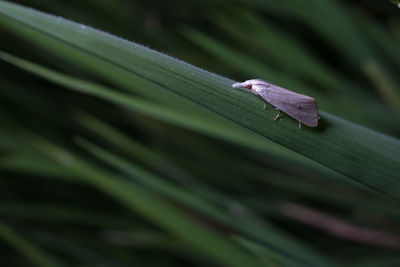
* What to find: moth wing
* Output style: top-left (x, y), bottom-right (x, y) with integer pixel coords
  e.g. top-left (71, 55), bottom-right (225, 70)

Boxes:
top-left (258, 86), bottom-right (319, 127)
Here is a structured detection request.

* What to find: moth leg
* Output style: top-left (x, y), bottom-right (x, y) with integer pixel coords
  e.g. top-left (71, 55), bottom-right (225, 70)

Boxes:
top-left (298, 121), bottom-right (302, 129)
top-left (256, 95), bottom-right (267, 110)
top-left (274, 110), bottom-right (280, 121)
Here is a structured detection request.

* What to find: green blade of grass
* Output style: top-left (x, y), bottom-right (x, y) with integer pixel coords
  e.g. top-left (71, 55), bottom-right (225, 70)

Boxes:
top-left (241, 0), bottom-right (400, 98)
top-left (74, 137), bottom-right (337, 266)
top-left (0, 146), bottom-right (340, 267)
top-left (211, 10), bottom-right (399, 124)
top-left (74, 137), bottom-right (232, 224)
top-left (0, 51), bottom-right (348, 185)
top-left (0, 1), bottom-right (399, 201)
top-left (27, 136), bottom-right (265, 267)
top-left (0, 221), bottom-right (65, 267)
top-left (78, 113), bottom-right (394, 219)
top-left (213, 10), bottom-right (358, 94)
top-left (0, 51), bottom-right (294, 159)
top-left (233, 236), bottom-right (307, 267)
top-left (0, 202), bottom-right (137, 229)
top-left (238, 0), bottom-right (373, 66)
top-left (181, 27), bottom-right (396, 130)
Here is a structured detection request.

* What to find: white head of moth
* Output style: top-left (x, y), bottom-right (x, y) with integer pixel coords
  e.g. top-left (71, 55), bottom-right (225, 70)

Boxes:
top-left (232, 79), bottom-right (319, 128)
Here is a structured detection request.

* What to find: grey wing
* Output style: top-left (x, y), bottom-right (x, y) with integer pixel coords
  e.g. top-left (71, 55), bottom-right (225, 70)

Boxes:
top-left (258, 87), bottom-right (319, 127)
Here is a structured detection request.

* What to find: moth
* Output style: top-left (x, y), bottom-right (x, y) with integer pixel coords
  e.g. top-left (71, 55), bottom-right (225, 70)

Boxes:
top-left (232, 79), bottom-right (319, 128)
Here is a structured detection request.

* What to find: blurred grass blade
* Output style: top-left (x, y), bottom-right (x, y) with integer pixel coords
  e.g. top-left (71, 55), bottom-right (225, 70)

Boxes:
top-left (234, 0), bottom-right (373, 65)
top-left (280, 0), bottom-right (374, 66)
top-left (0, 221), bottom-right (65, 267)
top-left (181, 27), bottom-right (395, 130)
top-left (78, 113), bottom-right (386, 215)
top-left (0, 51), bottom-right (348, 184)
top-left (0, 1), bottom-right (400, 201)
top-left (233, 236), bottom-right (306, 267)
top-left (243, 0), bottom-right (400, 97)
top-left (31, 231), bottom-right (132, 267)
top-left (356, 11), bottom-right (400, 71)
top-left (0, 202), bottom-right (136, 229)
top-left (363, 60), bottom-right (400, 115)
top-left (74, 137), bottom-right (336, 266)
top-left (28, 136), bottom-right (264, 267)
top-left (76, 112), bottom-right (211, 189)
top-left (0, 50), bottom-right (297, 160)
top-left (213, 10), bottom-right (358, 94)
top-left (75, 137), bottom-right (231, 223)
top-left (210, 10), bottom-right (400, 127)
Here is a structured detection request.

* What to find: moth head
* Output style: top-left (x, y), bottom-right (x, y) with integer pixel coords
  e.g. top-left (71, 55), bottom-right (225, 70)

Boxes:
top-left (232, 79), bottom-right (267, 90)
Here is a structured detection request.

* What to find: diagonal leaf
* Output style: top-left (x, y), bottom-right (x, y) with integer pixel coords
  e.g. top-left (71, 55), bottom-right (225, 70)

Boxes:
top-left (74, 137), bottom-right (336, 266)
top-left (0, 51), bottom-right (347, 182)
top-left (27, 136), bottom-right (265, 267)
top-left (0, 221), bottom-right (65, 267)
top-left (0, 1), bottom-right (399, 201)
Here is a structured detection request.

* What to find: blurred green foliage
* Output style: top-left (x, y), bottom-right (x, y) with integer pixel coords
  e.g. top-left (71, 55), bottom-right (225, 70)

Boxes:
top-left (1, 0), bottom-right (400, 266)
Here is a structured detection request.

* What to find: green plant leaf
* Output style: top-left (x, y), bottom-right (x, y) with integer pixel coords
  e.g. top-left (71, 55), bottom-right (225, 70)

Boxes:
top-left (0, 1), bottom-right (399, 200)
top-left (0, 221), bottom-right (66, 267)
top-left (74, 136), bottom-right (336, 266)
top-left (0, 50), bottom-right (347, 184)
top-left (27, 136), bottom-right (265, 267)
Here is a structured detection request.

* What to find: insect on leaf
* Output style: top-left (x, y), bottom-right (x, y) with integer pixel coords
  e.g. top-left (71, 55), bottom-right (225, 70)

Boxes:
top-left (233, 79), bottom-right (319, 127)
